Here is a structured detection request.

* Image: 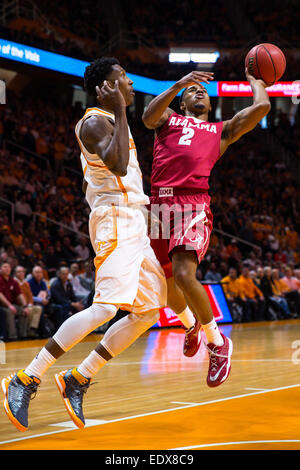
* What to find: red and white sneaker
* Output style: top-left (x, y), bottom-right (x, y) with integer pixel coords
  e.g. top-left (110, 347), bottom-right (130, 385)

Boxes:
top-left (183, 319), bottom-right (201, 357)
top-left (205, 333), bottom-right (233, 387)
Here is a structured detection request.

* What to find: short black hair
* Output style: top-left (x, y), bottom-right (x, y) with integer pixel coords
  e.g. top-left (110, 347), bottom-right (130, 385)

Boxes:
top-left (84, 57), bottom-right (120, 97)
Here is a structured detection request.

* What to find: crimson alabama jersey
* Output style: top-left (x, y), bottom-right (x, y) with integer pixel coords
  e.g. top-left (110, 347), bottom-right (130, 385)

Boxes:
top-left (151, 112), bottom-right (223, 193)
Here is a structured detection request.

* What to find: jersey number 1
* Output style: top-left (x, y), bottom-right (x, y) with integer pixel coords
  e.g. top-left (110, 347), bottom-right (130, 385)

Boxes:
top-left (178, 127), bottom-right (195, 146)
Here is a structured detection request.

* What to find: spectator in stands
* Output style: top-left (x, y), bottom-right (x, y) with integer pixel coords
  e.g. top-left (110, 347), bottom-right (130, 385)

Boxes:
top-left (50, 266), bottom-right (84, 331)
top-left (282, 266), bottom-right (300, 291)
top-left (204, 262), bottom-right (222, 283)
top-left (14, 265), bottom-right (42, 337)
top-left (74, 236), bottom-right (91, 261)
top-left (15, 193), bottom-right (33, 226)
top-left (249, 270), bottom-right (258, 283)
top-left (15, 243), bottom-right (32, 272)
top-left (238, 266), bottom-right (266, 321)
top-left (28, 242), bottom-right (44, 267)
top-left (279, 266), bottom-right (300, 316)
top-left (61, 236), bottom-right (77, 263)
top-left (43, 245), bottom-right (59, 279)
top-left (68, 262), bottom-right (91, 305)
top-left (260, 266), bottom-right (290, 320)
top-left (221, 267), bottom-right (245, 322)
top-left (293, 269), bottom-right (300, 290)
top-left (27, 265), bottom-right (49, 336)
top-left (0, 261), bottom-right (29, 339)
top-left (0, 306), bottom-right (6, 340)
top-left (28, 266), bottom-right (49, 305)
top-left (78, 260), bottom-right (95, 303)
top-left (53, 240), bottom-right (65, 265)
top-left (9, 223), bottom-right (23, 250)
top-left (254, 266), bottom-right (264, 288)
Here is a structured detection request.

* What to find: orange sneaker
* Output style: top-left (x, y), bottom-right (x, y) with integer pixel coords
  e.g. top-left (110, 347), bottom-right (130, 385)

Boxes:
top-left (2, 369), bottom-right (40, 431)
top-left (55, 368), bottom-right (90, 429)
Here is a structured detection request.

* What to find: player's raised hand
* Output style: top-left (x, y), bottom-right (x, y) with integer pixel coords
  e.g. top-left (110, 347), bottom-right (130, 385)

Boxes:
top-left (96, 79), bottom-right (126, 110)
top-left (177, 71), bottom-right (214, 89)
top-left (245, 67), bottom-right (268, 88)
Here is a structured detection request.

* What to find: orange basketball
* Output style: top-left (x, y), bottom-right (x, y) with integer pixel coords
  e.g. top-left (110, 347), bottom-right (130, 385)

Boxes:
top-left (245, 43), bottom-right (286, 86)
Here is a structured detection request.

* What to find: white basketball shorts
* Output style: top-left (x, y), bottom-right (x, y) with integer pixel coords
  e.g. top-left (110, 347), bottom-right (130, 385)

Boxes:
top-left (89, 204), bottom-right (167, 314)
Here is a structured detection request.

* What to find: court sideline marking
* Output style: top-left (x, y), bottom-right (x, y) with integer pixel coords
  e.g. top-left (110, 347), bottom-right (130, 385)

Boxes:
top-left (1, 382), bottom-right (299, 446)
top-left (171, 440), bottom-right (300, 450)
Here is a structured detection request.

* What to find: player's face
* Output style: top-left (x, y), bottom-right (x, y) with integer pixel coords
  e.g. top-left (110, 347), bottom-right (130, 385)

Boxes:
top-left (181, 84), bottom-right (211, 116)
top-left (106, 65), bottom-right (135, 106)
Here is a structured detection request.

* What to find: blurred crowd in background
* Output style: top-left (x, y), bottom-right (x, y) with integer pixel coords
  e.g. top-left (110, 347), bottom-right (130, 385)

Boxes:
top-left (1, 0), bottom-right (300, 80)
top-left (0, 0), bottom-right (299, 341)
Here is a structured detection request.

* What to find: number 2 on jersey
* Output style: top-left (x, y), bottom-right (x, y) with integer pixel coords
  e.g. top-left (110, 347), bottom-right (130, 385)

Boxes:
top-left (178, 127), bottom-right (195, 146)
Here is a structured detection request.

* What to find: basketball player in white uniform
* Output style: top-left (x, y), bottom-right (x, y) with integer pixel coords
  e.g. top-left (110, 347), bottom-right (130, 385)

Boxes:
top-left (2, 57), bottom-right (167, 431)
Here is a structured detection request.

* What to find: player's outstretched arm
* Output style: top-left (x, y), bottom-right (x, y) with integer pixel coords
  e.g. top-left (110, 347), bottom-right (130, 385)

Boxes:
top-left (220, 68), bottom-right (271, 155)
top-left (80, 80), bottom-right (129, 176)
top-left (142, 71), bottom-right (214, 130)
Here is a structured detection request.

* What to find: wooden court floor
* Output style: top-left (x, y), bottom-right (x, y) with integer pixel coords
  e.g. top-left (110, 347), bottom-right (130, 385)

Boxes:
top-left (0, 320), bottom-right (300, 450)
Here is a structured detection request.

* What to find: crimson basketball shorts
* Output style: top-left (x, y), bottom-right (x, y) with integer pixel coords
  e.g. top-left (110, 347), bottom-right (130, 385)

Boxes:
top-left (149, 191), bottom-right (213, 278)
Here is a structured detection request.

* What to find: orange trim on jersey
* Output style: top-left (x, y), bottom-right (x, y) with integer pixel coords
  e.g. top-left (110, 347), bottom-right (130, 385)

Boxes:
top-left (83, 107), bottom-right (114, 119)
top-left (78, 108), bottom-right (130, 204)
top-left (75, 132), bottom-right (107, 169)
top-left (94, 205), bottom-right (118, 277)
top-left (92, 301), bottom-right (133, 311)
top-left (116, 176), bottom-right (129, 204)
top-left (129, 138), bottom-right (136, 151)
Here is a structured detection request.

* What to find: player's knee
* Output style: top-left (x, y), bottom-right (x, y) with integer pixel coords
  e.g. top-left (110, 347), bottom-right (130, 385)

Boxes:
top-left (91, 302), bottom-right (117, 323)
top-left (173, 265), bottom-right (195, 290)
top-left (133, 309), bottom-right (160, 326)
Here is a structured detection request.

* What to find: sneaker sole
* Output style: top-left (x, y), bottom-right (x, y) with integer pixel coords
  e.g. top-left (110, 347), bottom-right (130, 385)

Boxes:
top-left (54, 371), bottom-right (85, 429)
top-left (207, 337), bottom-right (233, 388)
top-left (1, 376), bottom-right (28, 432)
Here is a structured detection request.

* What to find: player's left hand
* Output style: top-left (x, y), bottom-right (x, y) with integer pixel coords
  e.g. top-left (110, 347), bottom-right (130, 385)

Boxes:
top-left (177, 71), bottom-right (214, 89)
top-left (96, 80), bottom-right (126, 110)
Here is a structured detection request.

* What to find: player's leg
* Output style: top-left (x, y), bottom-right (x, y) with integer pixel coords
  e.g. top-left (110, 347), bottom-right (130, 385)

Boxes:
top-left (166, 276), bottom-right (193, 325)
top-left (2, 205), bottom-right (128, 431)
top-left (58, 230), bottom-right (167, 428)
top-left (2, 302), bottom-right (118, 431)
top-left (166, 275), bottom-right (201, 357)
top-left (54, 307), bottom-right (160, 429)
top-left (149, 232), bottom-right (199, 356)
top-left (172, 249), bottom-right (232, 387)
top-left (55, 206), bottom-right (159, 428)
top-left (172, 250), bottom-right (220, 332)
top-left (77, 308), bottom-right (161, 379)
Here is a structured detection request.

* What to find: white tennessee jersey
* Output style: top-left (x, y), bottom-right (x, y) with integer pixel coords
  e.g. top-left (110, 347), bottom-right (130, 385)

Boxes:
top-left (75, 107), bottom-right (149, 210)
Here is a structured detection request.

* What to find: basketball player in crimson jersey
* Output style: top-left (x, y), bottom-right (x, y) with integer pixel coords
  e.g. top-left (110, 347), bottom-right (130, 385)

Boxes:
top-left (143, 67), bottom-right (271, 387)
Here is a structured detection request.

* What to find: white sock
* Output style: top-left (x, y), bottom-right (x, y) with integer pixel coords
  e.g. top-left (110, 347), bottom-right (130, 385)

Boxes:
top-left (77, 350), bottom-right (107, 379)
top-left (177, 307), bottom-right (196, 329)
top-left (24, 347), bottom-right (56, 379)
top-left (202, 318), bottom-right (224, 346)
top-left (77, 310), bottom-right (160, 379)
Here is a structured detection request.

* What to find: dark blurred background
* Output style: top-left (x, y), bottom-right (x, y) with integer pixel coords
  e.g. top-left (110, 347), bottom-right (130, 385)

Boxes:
top-left (0, 0), bottom-right (299, 339)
